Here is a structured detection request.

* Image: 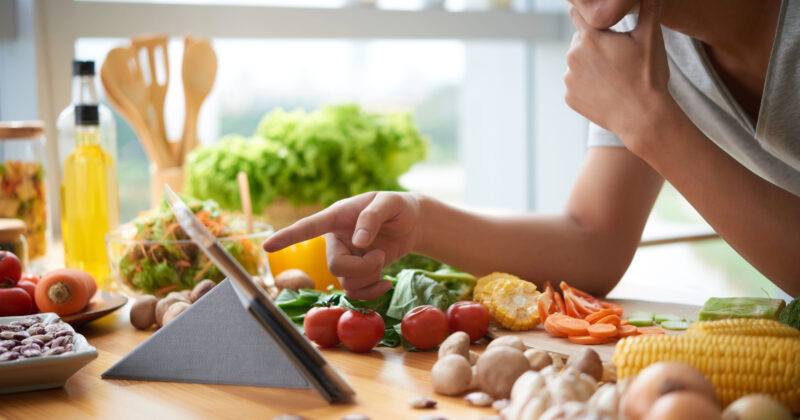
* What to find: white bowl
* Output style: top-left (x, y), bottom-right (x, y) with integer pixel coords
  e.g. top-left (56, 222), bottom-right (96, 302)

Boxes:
top-left (0, 313), bottom-right (98, 394)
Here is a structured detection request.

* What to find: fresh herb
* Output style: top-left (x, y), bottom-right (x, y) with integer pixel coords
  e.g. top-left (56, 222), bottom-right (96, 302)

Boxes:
top-left (185, 104), bottom-right (428, 212)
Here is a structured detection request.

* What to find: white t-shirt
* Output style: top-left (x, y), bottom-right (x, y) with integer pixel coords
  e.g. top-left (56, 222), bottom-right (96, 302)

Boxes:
top-left (588, 0), bottom-right (800, 197)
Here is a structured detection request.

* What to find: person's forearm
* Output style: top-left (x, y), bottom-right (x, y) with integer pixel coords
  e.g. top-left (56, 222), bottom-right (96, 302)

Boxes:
top-left (628, 99), bottom-right (800, 296)
top-left (412, 196), bottom-right (633, 296)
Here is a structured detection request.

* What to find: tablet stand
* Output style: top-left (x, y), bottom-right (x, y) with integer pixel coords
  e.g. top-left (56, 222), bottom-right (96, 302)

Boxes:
top-left (102, 279), bottom-right (310, 389)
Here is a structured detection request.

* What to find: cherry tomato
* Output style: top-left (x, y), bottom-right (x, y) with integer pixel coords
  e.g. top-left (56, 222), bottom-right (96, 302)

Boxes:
top-left (401, 305), bottom-right (448, 350)
top-left (0, 251), bottom-right (22, 287)
top-left (0, 287), bottom-right (32, 316)
top-left (16, 280), bottom-right (38, 314)
top-left (446, 301), bottom-right (490, 342)
top-left (303, 306), bottom-right (346, 348)
top-left (337, 309), bottom-right (384, 353)
top-left (20, 273), bottom-right (40, 285)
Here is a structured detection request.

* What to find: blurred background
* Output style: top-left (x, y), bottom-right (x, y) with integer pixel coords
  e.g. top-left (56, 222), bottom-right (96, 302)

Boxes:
top-left (0, 0), bottom-right (790, 301)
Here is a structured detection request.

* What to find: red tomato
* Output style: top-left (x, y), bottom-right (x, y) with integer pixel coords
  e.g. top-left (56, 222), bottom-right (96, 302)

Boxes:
top-left (0, 251), bottom-right (22, 287)
top-left (401, 305), bottom-right (448, 350)
top-left (446, 301), bottom-right (489, 342)
top-left (337, 309), bottom-right (384, 353)
top-left (0, 287), bottom-right (32, 316)
top-left (16, 280), bottom-right (38, 314)
top-left (303, 306), bottom-right (346, 348)
top-left (20, 273), bottom-right (40, 285)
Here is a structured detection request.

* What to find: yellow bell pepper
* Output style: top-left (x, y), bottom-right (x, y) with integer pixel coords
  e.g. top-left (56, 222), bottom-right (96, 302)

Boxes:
top-left (267, 236), bottom-right (341, 291)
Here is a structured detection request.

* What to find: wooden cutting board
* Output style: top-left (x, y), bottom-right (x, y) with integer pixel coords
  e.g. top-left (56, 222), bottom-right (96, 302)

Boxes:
top-left (488, 299), bottom-right (702, 363)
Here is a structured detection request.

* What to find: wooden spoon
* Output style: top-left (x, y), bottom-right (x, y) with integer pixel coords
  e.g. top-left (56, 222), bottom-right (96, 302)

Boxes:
top-left (180, 37), bottom-right (217, 164)
top-left (237, 171), bottom-right (253, 234)
top-left (101, 47), bottom-right (173, 168)
top-left (131, 34), bottom-right (171, 158)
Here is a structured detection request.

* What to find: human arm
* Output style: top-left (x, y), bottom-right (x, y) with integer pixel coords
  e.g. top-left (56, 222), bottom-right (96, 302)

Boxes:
top-left (263, 147), bottom-right (663, 299)
top-left (564, 0), bottom-right (800, 295)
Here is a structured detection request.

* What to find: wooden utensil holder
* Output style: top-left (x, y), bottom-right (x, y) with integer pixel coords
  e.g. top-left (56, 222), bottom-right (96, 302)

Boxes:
top-left (150, 165), bottom-right (184, 207)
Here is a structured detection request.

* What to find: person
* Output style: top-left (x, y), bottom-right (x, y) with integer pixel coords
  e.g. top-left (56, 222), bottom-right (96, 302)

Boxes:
top-left (263, 0), bottom-right (800, 300)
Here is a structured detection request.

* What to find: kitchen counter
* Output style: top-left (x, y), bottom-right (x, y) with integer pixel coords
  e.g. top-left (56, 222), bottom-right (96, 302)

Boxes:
top-left (0, 304), bottom-right (495, 419)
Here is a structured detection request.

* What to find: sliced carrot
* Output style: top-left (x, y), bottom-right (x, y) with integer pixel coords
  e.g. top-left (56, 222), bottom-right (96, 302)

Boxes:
top-left (596, 314), bottom-right (621, 327)
top-left (620, 318), bottom-right (629, 326)
top-left (584, 308), bottom-right (615, 324)
top-left (567, 335), bottom-right (609, 345)
top-left (617, 324), bottom-right (639, 337)
top-left (553, 317), bottom-right (590, 336)
top-left (587, 323), bottom-right (618, 338)
top-left (637, 326), bottom-right (665, 335)
top-left (544, 315), bottom-right (568, 337)
top-left (599, 301), bottom-right (625, 317)
top-left (564, 296), bottom-right (581, 318)
top-left (553, 289), bottom-right (566, 314)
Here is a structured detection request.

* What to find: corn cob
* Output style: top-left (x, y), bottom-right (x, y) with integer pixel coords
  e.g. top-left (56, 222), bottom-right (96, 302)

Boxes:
top-left (613, 334), bottom-right (800, 412)
top-left (473, 272), bottom-right (526, 304)
top-left (687, 318), bottom-right (800, 338)
top-left (473, 273), bottom-right (540, 331)
top-left (488, 279), bottom-right (541, 331)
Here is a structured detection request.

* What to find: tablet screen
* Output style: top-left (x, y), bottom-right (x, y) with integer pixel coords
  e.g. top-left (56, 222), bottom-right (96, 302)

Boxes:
top-left (164, 186), bottom-right (355, 403)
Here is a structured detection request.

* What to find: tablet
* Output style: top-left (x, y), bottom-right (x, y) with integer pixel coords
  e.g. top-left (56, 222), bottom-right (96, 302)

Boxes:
top-left (164, 186), bottom-right (355, 403)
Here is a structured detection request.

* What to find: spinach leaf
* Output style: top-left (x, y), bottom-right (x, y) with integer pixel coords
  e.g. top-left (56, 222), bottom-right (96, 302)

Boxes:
top-left (386, 270), bottom-right (459, 321)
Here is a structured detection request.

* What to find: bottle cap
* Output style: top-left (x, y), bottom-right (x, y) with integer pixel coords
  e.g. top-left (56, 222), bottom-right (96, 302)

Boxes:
top-left (75, 105), bottom-right (99, 125)
top-left (73, 60), bottom-right (95, 76)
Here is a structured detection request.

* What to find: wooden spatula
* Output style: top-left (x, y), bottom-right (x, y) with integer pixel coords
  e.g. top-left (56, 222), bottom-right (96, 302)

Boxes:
top-left (131, 34), bottom-right (171, 159)
top-left (101, 47), bottom-right (174, 168)
top-left (180, 36), bottom-right (217, 164)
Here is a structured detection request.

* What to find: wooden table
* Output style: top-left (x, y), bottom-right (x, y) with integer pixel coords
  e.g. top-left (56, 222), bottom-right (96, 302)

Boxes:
top-left (0, 306), bottom-right (496, 420)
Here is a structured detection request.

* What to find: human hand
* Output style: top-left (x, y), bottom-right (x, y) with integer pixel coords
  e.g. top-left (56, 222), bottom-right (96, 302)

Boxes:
top-left (564, 0), bottom-right (674, 151)
top-left (262, 191), bottom-right (422, 300)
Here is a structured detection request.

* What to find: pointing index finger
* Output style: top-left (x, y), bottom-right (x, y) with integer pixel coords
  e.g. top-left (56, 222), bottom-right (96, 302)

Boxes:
top-left (262, 209), bottom-right (336, 252)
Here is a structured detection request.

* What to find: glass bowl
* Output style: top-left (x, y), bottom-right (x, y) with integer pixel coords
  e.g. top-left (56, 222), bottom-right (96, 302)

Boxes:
top-left (106, 220), bottom-right (273, 297)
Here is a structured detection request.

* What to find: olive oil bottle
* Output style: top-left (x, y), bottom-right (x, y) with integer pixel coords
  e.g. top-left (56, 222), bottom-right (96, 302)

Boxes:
top-left (62, 105), bottom-right (119, 288)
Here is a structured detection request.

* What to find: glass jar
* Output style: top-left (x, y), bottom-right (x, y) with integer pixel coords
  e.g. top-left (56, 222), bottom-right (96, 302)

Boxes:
top-left (0, 121), bottom-right (48, 263)
top-left (0, 218), bottom-right (28, 271)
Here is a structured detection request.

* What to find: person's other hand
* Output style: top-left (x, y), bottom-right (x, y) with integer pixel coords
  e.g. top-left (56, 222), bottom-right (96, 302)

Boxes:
top-left (568, 0), bottom-right (639, 29)
top-left (262, 191), bottom-right (422, 300)
top-left (564, 0), bottom-right (673, 151)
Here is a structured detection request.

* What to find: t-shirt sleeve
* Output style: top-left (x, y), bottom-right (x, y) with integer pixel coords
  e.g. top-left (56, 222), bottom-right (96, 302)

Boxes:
top-left (587, 122), bottom-right (625, 147)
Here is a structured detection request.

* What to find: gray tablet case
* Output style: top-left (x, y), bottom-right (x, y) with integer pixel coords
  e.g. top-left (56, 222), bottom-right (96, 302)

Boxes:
top-left (102, 279), bottom-right (309, 389)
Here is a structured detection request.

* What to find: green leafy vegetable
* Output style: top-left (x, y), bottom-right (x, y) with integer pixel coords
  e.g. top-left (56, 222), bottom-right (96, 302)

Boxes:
top-left (275, 264), bottom-right (471, 348)
top-left (698, 297), bottom-right (786, 321)
top-left (184, 104), bottom-right (428, 212)
top-left (779, 296), bottom-right (800, 330)
top-left (386, 270), bottom-right (459, 320)
top-left (382, 253), bottom-right (443, 277)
